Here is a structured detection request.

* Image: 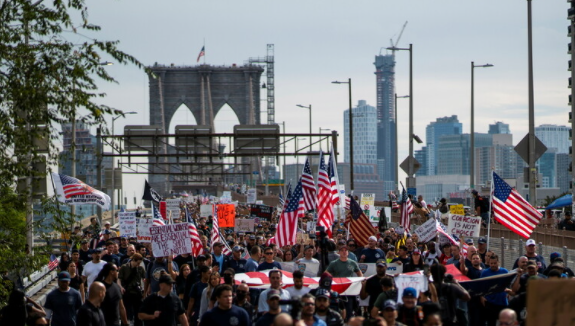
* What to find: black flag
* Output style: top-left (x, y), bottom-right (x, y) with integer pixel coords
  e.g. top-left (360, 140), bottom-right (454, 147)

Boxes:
top-left (142, 180), bottom-right (162, 203)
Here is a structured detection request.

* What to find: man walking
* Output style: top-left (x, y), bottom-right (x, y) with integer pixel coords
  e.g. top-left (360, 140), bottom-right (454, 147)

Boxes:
top-left (76, 281), bottom-right (107, 326)
top-left (98, 263), bottom-right (128, 326)
top-left (83, 248), bottom-right (107, 289)
top-left (44, 272), bottom-right (83, 326)
top-left (200, 284), bottom-right (251, 326)
top-left (139, 274), bottom-right (188, 326)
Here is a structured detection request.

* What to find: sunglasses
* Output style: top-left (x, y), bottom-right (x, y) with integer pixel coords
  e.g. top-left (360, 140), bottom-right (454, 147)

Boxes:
top-left (304, 302), bottom-right (315, 307)
top-left (265, 252), bottom-right (274, 255)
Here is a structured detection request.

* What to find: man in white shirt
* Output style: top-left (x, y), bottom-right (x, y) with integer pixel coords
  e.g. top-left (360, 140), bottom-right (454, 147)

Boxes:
top-left (82, 248), bottom-right (107, 289)
top-left (257, 270), bottom-right (291, 315)
top-left (286, 270), bottom-right (310, 297)
top-left (296, 245), bottom-right (320, 264)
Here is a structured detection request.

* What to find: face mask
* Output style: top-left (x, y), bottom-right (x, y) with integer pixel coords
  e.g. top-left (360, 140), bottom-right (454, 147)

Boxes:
top-left (223, 274), bottom-right (233, 284)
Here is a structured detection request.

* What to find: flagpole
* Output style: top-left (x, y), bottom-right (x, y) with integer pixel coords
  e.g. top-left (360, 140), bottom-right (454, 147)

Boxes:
top-left (203, 38), bottom-right (206, 65)
top-left (487, 169), bottom-right (494, 250)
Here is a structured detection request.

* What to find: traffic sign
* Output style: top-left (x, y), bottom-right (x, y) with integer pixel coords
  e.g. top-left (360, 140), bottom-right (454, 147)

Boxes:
top-left (400, 155), bottom-right (421, 174)
top-left (514, 134), bottom-right (547, 164)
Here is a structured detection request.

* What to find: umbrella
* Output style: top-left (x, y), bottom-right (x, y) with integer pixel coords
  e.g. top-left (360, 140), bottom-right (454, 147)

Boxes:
top-left (545, 194), bottom-right (572, 210)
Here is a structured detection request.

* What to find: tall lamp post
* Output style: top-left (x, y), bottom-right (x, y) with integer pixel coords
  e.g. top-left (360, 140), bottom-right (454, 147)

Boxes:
top-left (387, 44), bottom-right (414, 189)
top-left (296, 104), bottom-right (312, 153)
top-left (332, 78), bottom-right (353, 193)
top-left (470, 62), bottom-right (493, 190)
top-left (111, 111), bottom-right (137, 225)
top-left (319, 128), bottom-right (331, 151)
top-left (395, 94), bottom-right (410, 190)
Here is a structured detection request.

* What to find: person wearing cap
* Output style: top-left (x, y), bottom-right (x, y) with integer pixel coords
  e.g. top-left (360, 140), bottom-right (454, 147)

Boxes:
top-left (229, 245), bottom-right (248, 273)
top-left (118, 253), bottom-right (146, 326)
top-left (300, 293), bottom-right (327, 326)
top-left (511, 239), bottom-right (546, 274)
top-left (76, 282), bottom-right (107, 326)
top-left (103, 221), bottom-right (118, 237)
top-left (255, 289), bottom-right (283, 326)
top-left (79, 238), bottom-right (93, 264)
top-left (314, 288), bottom-right (344, 326)
top-left (200, 284), bottom-right (251, 326)
top-left (371, 277), bottom-right (396, 319)
top-left (83, 248), bottom-right (108, 289)
top-left (558, 211), bottom-right (575, 231)
top-left (296, 244), bottom-right (320, 264)
top-left (360, 259), bottom-right (388, 312)
top-left (475, 237), bottom-right (488, 264)
top-left (396, 287), bottom-right (421, 326)
top-left (472, 190), bottom-right (490, 226)
top-left (145, 256), bottom-right (179, 296)
top-left (211, 241), bottom-right (230, 274)
top-left (327, 245), bottom-right (363, 277)
top-left (139, 274), bottom-right (188, 326)
top-left (44, 271), bottom-right (83, 326)
top-left (479, 254), bottom-right (509, 326)
top-left (246, 234), bottom-right (257, 252)
top-left (359, 236), bottom-right (385, 263)
top-left (511, 260), bottom-right (546, 295)
top-left (378, 300), bottom-right (405, 326)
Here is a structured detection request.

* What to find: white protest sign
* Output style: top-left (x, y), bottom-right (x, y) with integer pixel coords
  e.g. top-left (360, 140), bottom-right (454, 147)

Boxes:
top-left (136, 217), bottom-right (153, 242)
top-left (150, 223), bottom-right (192, 257)
top-left (247, 189), bottom-right (257, 204)
top-left (200, 204), bottom-right (213, 217)
top-left (235, 219), bottom-right (255, 232)
top-left (358, 263), bottom-right (403, 277)
top-left (395, 273), bottom-right (429, 304)
top-left (221, 191), bottom-right (232, 203)
top-left (118, 212), bottom-right (137, 238)
top-left (447, 214), bottom-right (481, 238)
top-left (293, 262), bottom-right (320, 277)
top-left (165, 199), bottom-right (181, 215)
top-left (386, 262), bottom-right (403, 275)
top-left (414, 218), bottom-right (438, 243)
top-left (279, 262), bottom-right (295, 273)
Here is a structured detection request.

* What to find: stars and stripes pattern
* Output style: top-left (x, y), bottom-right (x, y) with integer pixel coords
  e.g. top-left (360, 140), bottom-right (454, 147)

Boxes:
top-left (328, 149), bottom-right (340, 206)
top-left (152, 203), bottom-right (166, 226)
top-left (316, 151), bottom-right (335, 237)
top-left (301, 158), bottom-right (317, 211)
top-left (276, 178), bottom-right (305, 248)
top-left (400, 186), bottom-right (414, 231)
top-left (492, 171), bottom-right (542, 239)
top-left (185, 206), bottom-right (203, 257)
top-left (47, 255), bottom-right (59, 270)
top-left (197, 46), bottom-right (205, 62)
top-left (345, 195), bottom-right (376, 247)
top-left (56, 174), bottom-right (96, 198)
top-left (435, 220), bottom-right (458, 245)
top-left (286, 182), bottom-right (293, 202)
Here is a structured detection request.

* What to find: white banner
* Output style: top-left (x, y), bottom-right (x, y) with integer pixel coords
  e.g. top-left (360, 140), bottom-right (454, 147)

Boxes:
top-left (447, 214), bottom-right (482, 238)
top-left (150, 223), bottom-right (192, 257)
top-left (200, 204), bottom-right (213, 217)
top-left (136, 217), bottom-right (153, 242)
top-left (247, 189), bottom-right (257, 204)
top-left (234, 219), bottom-right (255, 232)
top-left (358, 263), bottom-right (403, 276)
top-left (395, 273), bottom-right (429, 304)
top-left (51, 173), bottom-right (111, 210)
top-left (118, 212), bottom-right (137, 238)
top-left (414, 218), bottom-right (438, 243)
top-left (281, 262), bottom-right (320, 277)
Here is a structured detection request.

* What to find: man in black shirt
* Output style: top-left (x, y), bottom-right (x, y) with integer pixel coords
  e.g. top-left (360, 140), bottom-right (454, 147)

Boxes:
top-left (255, 289), bottom-right (282, 326)
top-left (229, 246), bottom-right (248, 273)
top-left (234, 283), bottom-right (254, 322)
top-left (186, 265), bottom-right (210, 326)
top-left (200, 284), bottom-right (251, 326)
top-left (139, 274), bottom-right (188, 326)
top-left (77, 282), bottom-right (107, 326)
top-left (360, 259), bottom-right (388, 311)
top-left (98, 263), bottom-right (128, 326)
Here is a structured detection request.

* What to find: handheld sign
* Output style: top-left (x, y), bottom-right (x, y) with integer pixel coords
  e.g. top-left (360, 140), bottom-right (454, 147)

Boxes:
top-left (414, 218), bottom-right (438, 243)
top-left (447, 214), bottom-right (481, 238)
top-left (449, 204), bottom-right (465, 216)
top-left (118, 211), bottom-right (137, 238)
top-left (235, 219), bottom-right (255, 232)
top-left (136, 217), bottom-right (152, 242)
top-left (217, 204), bottom-right (236, 227)
top-left (150, 223), bottom-right (192, 257)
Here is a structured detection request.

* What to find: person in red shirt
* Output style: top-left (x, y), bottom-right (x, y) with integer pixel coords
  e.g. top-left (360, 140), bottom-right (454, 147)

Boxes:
top-left (438, 243), bottom-right (452, 265)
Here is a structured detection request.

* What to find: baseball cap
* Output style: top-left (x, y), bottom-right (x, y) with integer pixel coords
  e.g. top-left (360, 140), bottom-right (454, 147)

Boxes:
top-left (413, 249), bottom-right (421, 255)
top-left (383, 299), bottom-right (397, 310)
top-left (315, 288), bottom-right (331, 299)
top-left (267, 289), bottom-right (281, 300)
top-left (158, 274), bottom-right (175, 285)
top-left (526, 261), bottom-right (537, 268)
top-left (249, 235), bottom-right (256, 240)
top-left (368, 236), bottom-right (378, 242)
top-left (94, 248), bottom-right (103, 253)
top-left (550, 252), bottom-right (561, 261)
top-left (232, 246), bottom-right (244, 252)
top-left (551, 261), bottom-right (566, 269)
top-left (58, 271), bottom-right (71, 281)
top-left (402, 287), bottom-right (417, 298)
top-left (376, 259), bottom-right (387, 267)
top-left (465, 238), bottom-right (474, 245)
top-left (81, 239), bottom-right (88, 244)
top-left (197, 255), bottom-right (207, 261)
top-left (478, 237), bottom-right (487, 244)
top-left (103, 229), bottom-right (111, 235)
top-left (526, 239), bottom-right (536, 246)
top-left (104, 221), bottom-right (111, 225)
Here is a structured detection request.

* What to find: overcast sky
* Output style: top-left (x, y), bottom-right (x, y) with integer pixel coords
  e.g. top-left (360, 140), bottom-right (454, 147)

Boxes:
top-left (72, 0), bottom-right (570, 206)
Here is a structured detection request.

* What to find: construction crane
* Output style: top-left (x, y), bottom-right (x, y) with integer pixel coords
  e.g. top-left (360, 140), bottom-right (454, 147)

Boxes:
top-left (379, 21), bottom-right (408, 55)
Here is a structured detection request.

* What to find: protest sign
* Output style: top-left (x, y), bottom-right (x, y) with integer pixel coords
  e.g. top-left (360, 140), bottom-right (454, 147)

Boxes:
top-left (200, 204), bottom-right (213, 217)
top-left (414, 218), bottom-right (438, 243)
top-left (357, 263), bottom-right (403, 277)
top-left (395, 273), bottom-right (428, 304)
top-left (150, 223), bottom-right (192, 257)
top-left (296, 232), bottom-right (310, 244)
top-left (118, 212), bottom-right (137, 238)
top-left (165, 198), bottom-right (181, 216)
top-left (460, 272), bottom-right (515, 297)
top-left (221, 191), bottom-right (232, 203)
top-left (250, 204), bottom-right (273, 219)
top-left (247, 189), bottom-right (257, 204)
top-left (217, 204), bottom-right (236, 227)
top-left (449, 204), bottom-right (465, 215)
top-left (386, 263), bottom-right (403, 275)
top-left (136, 217), bottom-right (153, 242)
top-left (360, 194), bottom-right (375, 218)
top-left (527, 279), bottom-right (575, 326)
top-left (447, 214), bottom-right (481, 238)
top-left (235, 219), bottom-right (255, 232)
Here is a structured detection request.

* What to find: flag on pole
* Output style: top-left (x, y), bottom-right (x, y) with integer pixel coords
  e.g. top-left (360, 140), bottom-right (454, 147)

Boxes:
top-left (316, 151), bottom-right (335, 237)
top-left (47, 254), bottom-right (59, 270)
top-left (435, 220), bottom-right (458, 245)
top-left (152, 204), bottom-right (165, 226)
top-left (345, 196), bottom-right (376, 247)
top-left (492, 171), bottom-right (542, 239)
top-left (327, 149), bottom-right (340, 206)
top-left (276, 178), bottom-right (305, 248)
top-left (52, 173), bottom-right (111, 210)
top-left (196, 46), bottom-right (205, 62)
top-left (185, 206), bottom-right (203, 257)
top-left (210, 205), bottom-right (231, 255)
top-left (142, 179), bottom-right (163, 203)
top-left (400, 186), bottom-right (414, 231)
top-left (301, 158), bottom-right (317, 211)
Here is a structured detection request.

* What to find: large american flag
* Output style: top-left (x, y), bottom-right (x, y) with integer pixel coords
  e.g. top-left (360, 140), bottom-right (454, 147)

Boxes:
top-left (210, 205), bottom-right (231, 255)
top-left (47, 254), bottom-right (59, 270)
top-left (185, 206), bottom-right (203, 257)
top-left (492, 171), bottom-right (542, 239)
top-left (301, 158), bottom-right (317, 211)
top-left (345, 196), bottom-right (376, 247)
top-left (327, 151), bottom-right (340, 206)
top-left (152, 203), bottom-right (166, 226)
top-left (316, 151), bottom-right (334, 237)
top-left (276, 178), bottom-right (305, 248)
top-left (56, 174), bottom-right (96, 198)
top-left (400, 187), bottom-right (414, 231)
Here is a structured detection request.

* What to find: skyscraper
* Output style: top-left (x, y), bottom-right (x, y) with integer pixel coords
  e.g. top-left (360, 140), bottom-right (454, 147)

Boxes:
top-left (535, 124), bottom-right (570, 154)
top-left (374, 54), bottom-right (396, 192)
top-left (425, 116), bottom-right (463, 175)
top-left (488, 121), bottom-right (510, 134)
top-left (344, 100), bottom-right (377, 166)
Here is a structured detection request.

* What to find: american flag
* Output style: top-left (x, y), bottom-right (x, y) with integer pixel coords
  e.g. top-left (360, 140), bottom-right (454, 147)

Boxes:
top-left (286, 182), bottom-right (293, 202)
top-left (276, 178), bottom-right (305, 248)
top-left (197, 46), bottom-right (205, 62)
top-left (185, 206), bottom-right (203, 257)
top-left (400, 187), bottom-right (414, 231)
top-left (210, 205), bottom-right (231, 255)
top-left (301, 158), bottom-right (317, 211)
top-left (56, 173), bottom-right (97, 198)
top-left (492, 171), bottom-right (542, 239)
top-left (278, 193), bottom-right (285, 208)
top-left (327, 152), bottom-right (340, 206)
top-left (47, 255), bottom-right (59, 270)
top-left (316, 152), bottom-right (335, 237)
top-left (152, 203), bottom-right (165, 226)
top-left (435, 221), bottom-right (458, 245)
top-left (345, 196), bottom-right (376, 247)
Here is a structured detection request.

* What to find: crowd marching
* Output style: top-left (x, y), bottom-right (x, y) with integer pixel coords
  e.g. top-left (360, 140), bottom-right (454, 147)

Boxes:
top-left (1, 159), bottom-right (573, 326)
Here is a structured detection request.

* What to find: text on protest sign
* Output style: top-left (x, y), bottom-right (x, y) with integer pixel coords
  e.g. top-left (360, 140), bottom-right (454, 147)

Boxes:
top-left (358, 263), bottom-right (403, 277)
top-left (136, 217), bottom-right (153, 242)
top-left (118, 212), bottom-right (137, 238)
top-left (449, 204), bottom-right (465, 215)
top-left (447, 214), bottom-right (481, 237)
top-left (217, 204), bottom-right (236, 227)
top-left (247, 189), bottom-right (257, 204)
top-left (250, 204), bottom-right (273, 219)
top-left (235, 219), bottom-right (255, 232)
top-left (395, 273), bottom-right (429, 304)
top-left (414, 218), bottom-right (438, 243)
top-left (165, 199), bottom-right (181, 214)
top-left (150, 223), bottom-right (192, 257)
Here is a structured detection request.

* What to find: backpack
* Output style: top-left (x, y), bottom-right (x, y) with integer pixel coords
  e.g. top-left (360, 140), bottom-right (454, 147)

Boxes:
top-left (439, 203), bottom-right (448, 214)
top-left (438, 283), bottom-right (457, 325)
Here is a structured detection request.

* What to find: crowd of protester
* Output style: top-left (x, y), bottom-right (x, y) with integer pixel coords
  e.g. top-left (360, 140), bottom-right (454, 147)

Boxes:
top-left (0, 197), bottom-right (573, 326)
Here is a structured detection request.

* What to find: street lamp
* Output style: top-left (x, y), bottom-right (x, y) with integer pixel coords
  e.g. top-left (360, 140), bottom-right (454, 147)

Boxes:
top-left (111, 111), bottom-right (137, 225)
top-left (332, 78), bottom-right (353, 193)
top-left (470, 62), bottom-right (493, 190)
top-left (319, 128), bottom-right (331, 151)
top-left (296, 104), bottom-right (312, 152)
top-left (387, 44), bottom-right (414, 190)
top-left (395, 94), bottom-right (409, 190)
top-left (295, 137), bottom-right (307, 168)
